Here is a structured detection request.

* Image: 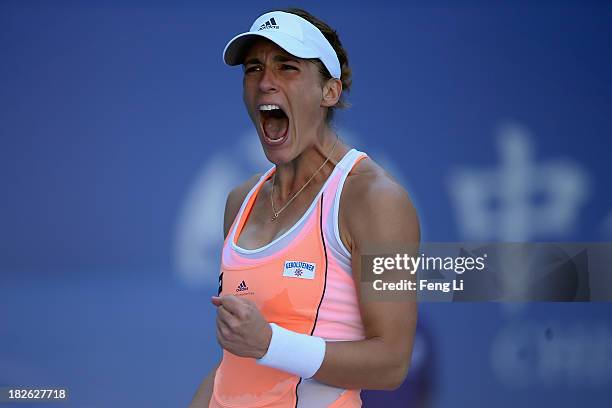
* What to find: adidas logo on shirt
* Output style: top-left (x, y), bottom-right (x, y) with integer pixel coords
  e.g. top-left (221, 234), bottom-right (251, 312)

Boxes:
top-left (258, 18), bottom-right (279, 30)
top-left (236, 280), bottom-right (249, 292)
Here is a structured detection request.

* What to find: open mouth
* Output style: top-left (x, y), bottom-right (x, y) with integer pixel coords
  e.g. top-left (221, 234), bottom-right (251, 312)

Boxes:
top-left (259, 104), bottom-right (289, 146)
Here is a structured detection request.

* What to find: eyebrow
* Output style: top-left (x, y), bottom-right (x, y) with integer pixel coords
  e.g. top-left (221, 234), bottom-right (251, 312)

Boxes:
top-left (243, 55), bottom-right (301, 66)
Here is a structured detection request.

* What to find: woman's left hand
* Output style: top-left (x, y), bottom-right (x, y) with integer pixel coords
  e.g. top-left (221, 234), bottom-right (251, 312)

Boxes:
top-left (211, 295), bottom-right (272, 359)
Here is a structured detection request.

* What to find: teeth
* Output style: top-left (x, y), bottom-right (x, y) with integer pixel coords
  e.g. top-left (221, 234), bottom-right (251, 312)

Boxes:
top-left (259, 104), bottom-right (281, 111)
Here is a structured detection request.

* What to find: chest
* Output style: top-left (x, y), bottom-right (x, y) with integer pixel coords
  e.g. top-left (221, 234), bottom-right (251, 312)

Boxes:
top-left (236, 182), bottom-right (326, 250)
top-left (223, 192), bottom-right (327, 331)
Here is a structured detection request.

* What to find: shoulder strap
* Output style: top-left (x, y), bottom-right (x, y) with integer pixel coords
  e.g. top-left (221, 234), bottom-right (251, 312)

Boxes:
top-left (321, 149), bottom-right (368, 260)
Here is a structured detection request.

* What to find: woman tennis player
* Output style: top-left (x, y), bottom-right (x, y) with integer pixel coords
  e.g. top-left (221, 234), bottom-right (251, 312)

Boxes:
top-left (190, 8), bottom-right (419, 407)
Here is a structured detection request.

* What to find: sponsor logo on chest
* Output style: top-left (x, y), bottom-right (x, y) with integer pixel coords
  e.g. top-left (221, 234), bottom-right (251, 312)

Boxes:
top-left (283, 260), bottom-right (316, 280)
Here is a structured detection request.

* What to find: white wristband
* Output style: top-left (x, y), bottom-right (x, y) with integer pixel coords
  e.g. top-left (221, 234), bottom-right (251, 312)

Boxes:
top-left (256, 323), bottom-right (326, 379)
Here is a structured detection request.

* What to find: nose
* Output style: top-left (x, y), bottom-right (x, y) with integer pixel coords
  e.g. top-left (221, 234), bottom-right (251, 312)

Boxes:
top-left (258, 66), bottom-right (278, 94)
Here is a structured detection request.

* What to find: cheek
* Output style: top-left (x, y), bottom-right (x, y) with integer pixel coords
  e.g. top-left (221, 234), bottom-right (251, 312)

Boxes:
top-left (242, 74), bottom-right (259, 96)
top-left (242, 82), bottom-right (258, 117)
top-left (242, 79), bottom-right (252, 101)
top-left (291, 85), bottom-right (323, 115)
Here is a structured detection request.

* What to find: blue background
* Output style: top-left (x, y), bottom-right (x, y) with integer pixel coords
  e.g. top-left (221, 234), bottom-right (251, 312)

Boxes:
top-left (2, 1), bottom-right (612, 407)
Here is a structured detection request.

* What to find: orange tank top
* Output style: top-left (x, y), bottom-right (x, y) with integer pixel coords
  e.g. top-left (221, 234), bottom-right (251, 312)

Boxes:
top-left (211, 149), bottom-right (368, 408)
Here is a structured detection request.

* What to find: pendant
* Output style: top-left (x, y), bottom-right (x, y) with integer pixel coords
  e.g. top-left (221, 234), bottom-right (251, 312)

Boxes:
top-left (271, 214), bottom-right (278, 221)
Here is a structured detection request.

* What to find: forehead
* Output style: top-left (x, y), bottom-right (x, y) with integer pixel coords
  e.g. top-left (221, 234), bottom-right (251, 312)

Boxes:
top-left (242, 37), bottom-right (300, 62)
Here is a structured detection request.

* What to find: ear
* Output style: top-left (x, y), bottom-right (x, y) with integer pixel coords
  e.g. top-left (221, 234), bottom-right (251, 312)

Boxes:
top-left (321, 78), bottom-right (343, 108)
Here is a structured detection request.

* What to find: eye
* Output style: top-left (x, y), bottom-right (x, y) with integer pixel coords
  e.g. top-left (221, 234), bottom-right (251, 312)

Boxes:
top-left (244, 65), bottom-right (262, 73)
top-left (281, 64), bottom-right (298, 71)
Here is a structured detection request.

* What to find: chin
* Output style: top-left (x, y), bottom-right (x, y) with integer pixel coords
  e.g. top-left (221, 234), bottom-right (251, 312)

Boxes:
top-left (261, 146), bottom-right (294, 165)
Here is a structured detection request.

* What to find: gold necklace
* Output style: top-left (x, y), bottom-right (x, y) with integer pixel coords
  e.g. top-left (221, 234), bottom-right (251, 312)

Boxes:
top-left (270, 137), bottom-right (339, 221)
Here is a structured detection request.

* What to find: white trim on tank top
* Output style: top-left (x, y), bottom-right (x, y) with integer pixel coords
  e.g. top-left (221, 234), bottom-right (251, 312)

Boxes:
top-left (230, 148), bottom-right (359, 255)
top-left (331, 151), bottom-right (368, 259)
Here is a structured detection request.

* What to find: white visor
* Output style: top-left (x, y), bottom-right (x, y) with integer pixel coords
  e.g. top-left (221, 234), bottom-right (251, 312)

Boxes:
top-left (223, 11), bottom-right (341, 79)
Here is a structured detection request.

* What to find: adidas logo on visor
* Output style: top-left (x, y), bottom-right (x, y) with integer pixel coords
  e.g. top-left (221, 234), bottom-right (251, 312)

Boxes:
top-left (258, 17), bottom-right (279, 30)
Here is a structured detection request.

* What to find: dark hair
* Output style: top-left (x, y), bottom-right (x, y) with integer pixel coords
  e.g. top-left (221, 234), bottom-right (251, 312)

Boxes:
top-left (279, 8), bottom-right (352, 123)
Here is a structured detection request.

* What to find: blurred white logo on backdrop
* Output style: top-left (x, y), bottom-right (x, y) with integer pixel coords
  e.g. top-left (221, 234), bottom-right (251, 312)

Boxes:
top-left (449, 121), bottom-right (612, 389)
top-left (449, 122), bottom-right (590, 241)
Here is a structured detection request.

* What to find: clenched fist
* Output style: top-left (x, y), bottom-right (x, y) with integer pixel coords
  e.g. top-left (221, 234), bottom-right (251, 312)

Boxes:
top-left (211, 295), bottom-right (272, 359)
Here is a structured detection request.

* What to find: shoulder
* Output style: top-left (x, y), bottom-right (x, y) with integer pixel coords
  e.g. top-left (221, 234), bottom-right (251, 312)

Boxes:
top-left (339, 157), bottom-right (420, 253)
top-left (223, 172), bottom-right (264, 238)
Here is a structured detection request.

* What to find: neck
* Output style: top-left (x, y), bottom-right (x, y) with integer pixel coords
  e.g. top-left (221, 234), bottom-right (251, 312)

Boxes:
top-left (273, 127), bottom-right (346, 201)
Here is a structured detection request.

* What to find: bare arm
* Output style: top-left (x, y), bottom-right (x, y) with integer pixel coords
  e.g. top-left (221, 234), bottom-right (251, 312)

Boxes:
top-left (312, 171), bottom-right (420, 390)
top-left (189, 361), bottom-right (219, 408)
